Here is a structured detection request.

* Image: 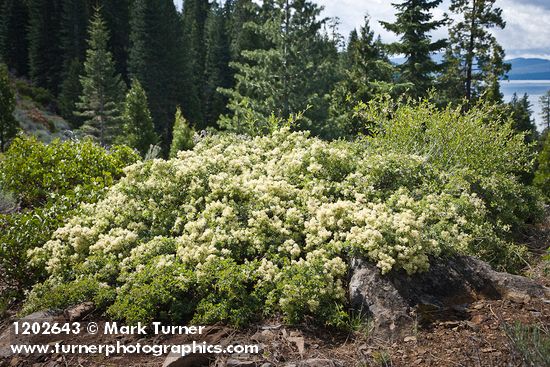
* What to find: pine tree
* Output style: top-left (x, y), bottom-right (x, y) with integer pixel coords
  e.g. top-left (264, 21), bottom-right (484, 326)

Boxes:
top-left (129, 0), bottom-right (185, 151)
top-left (27, 0), bottom-right (64, 94)
top-left (0, 63), bottom-right (17, 152)
top-left (181, 0), bottom-right (210, 126)
top-left (380, 0), bottom-right (446, 99)
top-left (540, 90), bottom-right (550, 131)
top-left (508, 93), bottom-right (538, 144)
top-left (76, 10), bottom-right (126, 145)
top-left (443, 0), bottom-right (510, 104)
top-left (0, 0), bottom-right (30, 76)
top-left (169, 107), bottom-right (195, 158)
top-left (220, 0), bottom-right (341, 138)
top-left (121, 78), bottom-right (158, 156)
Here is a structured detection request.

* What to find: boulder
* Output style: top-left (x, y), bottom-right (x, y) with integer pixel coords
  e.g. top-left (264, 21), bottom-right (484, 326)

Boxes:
top-left (0, 311), bottom-right (59, 358)
top-left (63, 302), bottom-right (95, 322)
top-left (349, 255), bottom-right (550, 340)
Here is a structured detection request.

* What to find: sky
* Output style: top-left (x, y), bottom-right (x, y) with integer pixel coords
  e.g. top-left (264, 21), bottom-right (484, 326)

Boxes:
top-left (174, 0), bottom-right (550, 60)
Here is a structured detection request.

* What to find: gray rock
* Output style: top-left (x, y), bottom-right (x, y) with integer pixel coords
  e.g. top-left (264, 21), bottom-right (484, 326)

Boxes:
top-left (0, 311), bottom-right (59, 358)
top-left (63, 302), bottom-right (94, 322)
top-left (161, 350), bottom-right (210, 367)
top-left (349, 255), bottom-right (550, 340)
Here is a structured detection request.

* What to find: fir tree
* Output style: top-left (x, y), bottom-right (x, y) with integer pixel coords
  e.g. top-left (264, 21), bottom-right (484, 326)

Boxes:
top-left (121, 78), bottom-right (158, 156)
top-left (203, 1), bottom-right (233, 128)
top-left (60, 0), bottom-right (90, 67)
top-left (96, 0), bottom-right (130, 80)
top-left (0, 63), bottom-right (17, 152)
top-left (380, 0), bottom-right (446, 99)
top-left (129, 0), bottom-right (185, 151)
top-left (443, 0), bottom-right (510, 104)
top-left (76, 10), bottom-right (126, 145)
top-left (540, 90), bottom-right (550, 131)
top-left (58, 58), bottom-right (84, 128)
top-left (0, 0), bottom-right (30, 76)
top-left (169, 107), bottom-right (195, 158)
top-left (181, 0), bottom-right (210, 126)
top-left (27, 0), bottom-right (64, 94)
top-left (328, 16), bottom-right (399, 136)
top-left (227, 0), bottom-right (263, 62)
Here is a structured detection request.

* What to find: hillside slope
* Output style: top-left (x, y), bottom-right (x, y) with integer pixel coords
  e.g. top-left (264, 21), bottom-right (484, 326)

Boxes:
top-left (10, 77), bottom-right (71, 143)
top-left (507, 58), bottom-right (550, 80)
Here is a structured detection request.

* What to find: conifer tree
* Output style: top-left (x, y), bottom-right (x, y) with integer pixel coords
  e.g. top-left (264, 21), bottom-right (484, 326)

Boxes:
top-left (60, 0), bottom-right (90, 67)
top-left (169, 107), bottom-right (195, 158)
top-left (96, 0), bottom-right (130, 80)
top-left (0, 0), bottom-right (30, 76)
top-left (203, 2), bottom-right (233, 128)
top-left (0, 63), bottom-right (17, 152)
top-left (226, 0), bottom-right (263, 62)
top-left (343, 30), bottom-right (359, 69)
top-left (27, 0), bottom-right (64, 94)
top-left (508, 93), bottom-right (538, 145)
top-left (129, 0), bottom-right (185, 151)
top-left (540, 90), bottom-right (550, 131)
top-left (380, 0), bottom-right (446, 99)
top-left (58, 58), bottom-right (84, 127)
top-left (76, 10), bottom-right (126, 145)
top-left (328, 17), bottom-right (399, 136)
top-left (121, 78), bottom-right (158, 156)
top-left (181, 0), bottom-right (210, 126)
top-left (443, 0), bottom-right (510, 104)
top-left (220, 0), bottom-right (341, 138)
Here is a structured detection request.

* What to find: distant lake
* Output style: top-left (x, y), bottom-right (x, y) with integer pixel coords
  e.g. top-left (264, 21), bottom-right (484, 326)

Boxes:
top-left (501, 80), bottom-right (550, 129)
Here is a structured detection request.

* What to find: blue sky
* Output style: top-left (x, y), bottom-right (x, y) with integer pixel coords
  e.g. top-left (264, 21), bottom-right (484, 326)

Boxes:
top-left (174, 0), bottom-right (550, 60)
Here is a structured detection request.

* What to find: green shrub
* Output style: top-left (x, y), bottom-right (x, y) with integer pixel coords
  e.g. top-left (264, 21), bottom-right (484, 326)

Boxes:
top-left (0, 137), bottom-right (138, 294)
top-left (0, 136), bottom-right (138, 208)
top-left (25, 120), bottom-right (537, 327)
top-left (534, 132), bottom-right (550, 200)
top-left (360, 97), bottom-right (544, 237)
top-left (15, 80), bottom-right (55, 107)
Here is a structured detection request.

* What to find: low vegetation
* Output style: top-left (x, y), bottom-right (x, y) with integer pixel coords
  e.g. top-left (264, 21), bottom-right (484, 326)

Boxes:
top-left (20, 100), bottom-right (543, 328)
top-left (0, 137), bottom-right (138, 296)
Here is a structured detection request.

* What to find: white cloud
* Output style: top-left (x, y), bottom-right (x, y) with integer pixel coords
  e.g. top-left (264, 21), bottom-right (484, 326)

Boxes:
top-left (493, 0), bottom-right (550, 59)
top-left (172, 0), bottom-right (550, 59)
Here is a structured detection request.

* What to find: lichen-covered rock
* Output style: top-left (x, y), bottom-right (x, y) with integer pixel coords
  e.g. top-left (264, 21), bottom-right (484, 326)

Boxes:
top-left (350, 255), bottom-right (550, 340)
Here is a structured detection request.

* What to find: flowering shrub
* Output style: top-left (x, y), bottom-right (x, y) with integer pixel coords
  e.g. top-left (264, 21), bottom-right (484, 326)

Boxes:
top-left (0, 137), bottom-right (139, 294)
top-left (23, 127), bottom-right (536, 327)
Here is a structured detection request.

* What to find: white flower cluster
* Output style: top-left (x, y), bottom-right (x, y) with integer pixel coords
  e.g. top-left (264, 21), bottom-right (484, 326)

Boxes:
top-left (29, 128), bottom-right (505, 324)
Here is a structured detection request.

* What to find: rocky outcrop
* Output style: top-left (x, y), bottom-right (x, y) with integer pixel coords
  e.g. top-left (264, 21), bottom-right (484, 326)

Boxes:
top-left (349, 255), bottom-right (550, 340)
